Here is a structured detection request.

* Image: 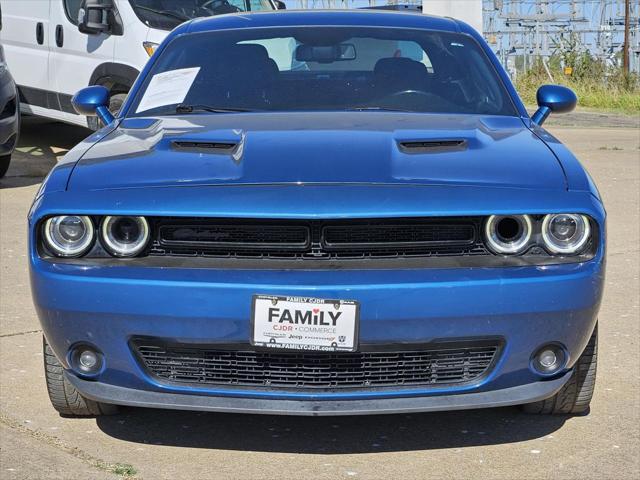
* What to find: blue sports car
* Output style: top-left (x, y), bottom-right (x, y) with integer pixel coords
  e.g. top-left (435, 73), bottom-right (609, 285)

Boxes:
top-left (29, 10), bottom-right (604, 417)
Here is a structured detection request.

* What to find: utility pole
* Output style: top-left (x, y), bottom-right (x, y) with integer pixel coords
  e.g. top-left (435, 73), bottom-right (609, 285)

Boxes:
top-left (623, 0), bottom-right (630, 75)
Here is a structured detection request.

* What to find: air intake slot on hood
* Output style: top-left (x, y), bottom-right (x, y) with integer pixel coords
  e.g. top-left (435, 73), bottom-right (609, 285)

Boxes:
top-left (398, 139), bottom-right (467, 153)
top-left (172, 141), bottom-right (238, 153)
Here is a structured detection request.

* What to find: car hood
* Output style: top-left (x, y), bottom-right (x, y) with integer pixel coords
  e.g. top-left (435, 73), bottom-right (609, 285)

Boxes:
top-left (68, 112), bottom-right (565, 191)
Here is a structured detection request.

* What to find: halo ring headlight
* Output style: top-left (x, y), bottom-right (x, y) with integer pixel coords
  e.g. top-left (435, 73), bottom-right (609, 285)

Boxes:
top-left (101, 216), bottom-right (149, 257)
top-left (542, 214), bottom-right (590, 254)
top-left (485, 214), bottom-right (533, 255)
top-left (43, 215), bottom-right (94, 257)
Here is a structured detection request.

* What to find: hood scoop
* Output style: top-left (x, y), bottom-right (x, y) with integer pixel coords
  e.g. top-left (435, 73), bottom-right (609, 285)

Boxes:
top-left (398, 139), bottom-right (467, 153)
top-left (172, 140), bottom-right (239, 153)
top-left (71, 114), bottom-right (566, 191)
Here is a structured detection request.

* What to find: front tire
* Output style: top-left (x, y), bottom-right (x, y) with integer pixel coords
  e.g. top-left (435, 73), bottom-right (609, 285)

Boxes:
top-left (521, 324), bottom-right (598, 415)
top-left (43, 337), bottom-right (118, 416)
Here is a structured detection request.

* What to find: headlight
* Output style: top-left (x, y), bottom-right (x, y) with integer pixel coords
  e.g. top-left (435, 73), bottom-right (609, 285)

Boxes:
top-left (542, 214), bottom-right (590, 254)
top-left (43, 216), bottom-right (94, 257)
top-left (101, 216), bottom-right (150, 257)
top-left (484, 214), bottom-right (532, 254)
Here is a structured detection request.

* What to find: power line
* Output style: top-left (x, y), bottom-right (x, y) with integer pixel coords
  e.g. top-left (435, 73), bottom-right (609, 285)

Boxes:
top-left (285, 0), bottom-right (640, 76)
top-left (483, 0), bottom-right (639, 76)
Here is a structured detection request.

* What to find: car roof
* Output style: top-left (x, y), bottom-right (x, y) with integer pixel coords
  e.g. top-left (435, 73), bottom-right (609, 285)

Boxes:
top-left (184, 10), bottom-right (466, 35)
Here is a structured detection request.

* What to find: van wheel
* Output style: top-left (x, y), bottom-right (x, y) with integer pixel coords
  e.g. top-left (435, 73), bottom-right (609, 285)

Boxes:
top-left (43, 337), bottom-right (119, 416)
top-left (0, 155), bottom-right (10, 178)
top-left (108, 93), bottom-right (127, 116)
top-left (87, 92), bottom-right (128, 130)
top-left (521, 324), bottom-right (597, 415)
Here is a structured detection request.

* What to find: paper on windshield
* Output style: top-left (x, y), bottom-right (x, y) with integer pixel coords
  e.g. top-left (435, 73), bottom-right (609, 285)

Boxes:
top-left (135, 67), bottom-right (200, 114)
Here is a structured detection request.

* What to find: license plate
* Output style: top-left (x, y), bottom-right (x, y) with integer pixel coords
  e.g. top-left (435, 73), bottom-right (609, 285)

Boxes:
top-left (251, 295), bottom-right (359, 352)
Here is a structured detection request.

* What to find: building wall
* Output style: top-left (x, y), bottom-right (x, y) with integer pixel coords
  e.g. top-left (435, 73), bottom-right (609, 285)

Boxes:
top-left (422, 0), bottom-right (483, 33)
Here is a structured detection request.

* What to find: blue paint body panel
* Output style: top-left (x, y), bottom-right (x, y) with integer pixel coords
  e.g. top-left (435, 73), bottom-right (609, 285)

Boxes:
top-left (67, 113), bottom-right (567, 191)
top-left (29, 10), bottom-right (605, 414)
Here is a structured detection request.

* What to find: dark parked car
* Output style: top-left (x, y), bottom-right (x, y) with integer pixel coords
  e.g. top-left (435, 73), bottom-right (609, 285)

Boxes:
top-left (0, 43), bottom-right (19, 178)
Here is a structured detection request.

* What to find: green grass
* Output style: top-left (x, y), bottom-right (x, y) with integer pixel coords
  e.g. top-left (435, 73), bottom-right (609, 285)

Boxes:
top-left (515, 70), bottom-right (640, 114)
top-left (109, 463), bottom-right (138, 478)
top-left (93, 460), bottom-right (138, 479)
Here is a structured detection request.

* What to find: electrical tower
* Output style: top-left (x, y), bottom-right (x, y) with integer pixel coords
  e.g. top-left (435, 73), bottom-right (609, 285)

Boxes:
top-left (483, 0), bottom-right (640, 78)
top-left (286, 0), bottom-right (640, 78)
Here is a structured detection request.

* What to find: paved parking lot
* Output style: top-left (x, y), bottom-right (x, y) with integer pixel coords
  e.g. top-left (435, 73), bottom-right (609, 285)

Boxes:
top-left (1, 116), bottom-right (639, 479)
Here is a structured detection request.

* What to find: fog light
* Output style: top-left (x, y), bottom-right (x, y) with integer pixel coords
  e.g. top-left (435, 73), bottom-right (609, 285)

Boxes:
top-left (538, 349), bottom-right (557, 368)
top-left (69, 346), bottom-right (103, 376)
top-left (79, 350), bottom-right (98, 372)
top-left (532, 344), bottom-right (566, 376)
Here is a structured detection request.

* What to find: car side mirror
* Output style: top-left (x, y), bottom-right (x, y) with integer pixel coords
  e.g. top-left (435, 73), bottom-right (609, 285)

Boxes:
top-left (276, 1), bottom-right (286, 9)
top-left (531, 85), bottom-right (577, 126)
top-left (78, 0), bottom-right (114, 35)
top-left (72, 85), bottom-right (114, 125)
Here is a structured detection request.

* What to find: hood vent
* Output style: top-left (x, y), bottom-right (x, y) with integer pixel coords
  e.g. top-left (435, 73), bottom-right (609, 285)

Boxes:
top-left (398, 139), bottom-right (467, 153)
top-left (172, 141), bottom-right (238, 152)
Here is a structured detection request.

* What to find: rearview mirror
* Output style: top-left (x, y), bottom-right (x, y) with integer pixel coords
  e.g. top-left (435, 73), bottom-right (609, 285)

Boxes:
top-left (295, 44), bottom-right (356, 64)
top-left (72, 85), bottom-right (114, 125)
top-left (531, 85), bottom-right (577, 126)
top-left (78, 0), bottom-right (113, 35)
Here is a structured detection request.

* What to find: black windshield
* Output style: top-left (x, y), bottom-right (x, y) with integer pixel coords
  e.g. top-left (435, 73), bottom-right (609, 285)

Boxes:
top-left (128, 0), bottom-right (275, 30)
top-left (130, 27), bottom-right (517, 116)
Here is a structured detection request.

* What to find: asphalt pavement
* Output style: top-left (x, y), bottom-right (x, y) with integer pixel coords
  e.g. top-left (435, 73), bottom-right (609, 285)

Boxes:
top-left (0, 115), bottom-right (638, 479)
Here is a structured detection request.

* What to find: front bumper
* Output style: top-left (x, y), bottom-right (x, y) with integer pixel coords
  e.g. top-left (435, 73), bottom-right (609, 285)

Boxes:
top-left (67, 370), bottom-right (572, 416)
top-left (29, 184), bottom-right (606, 414)
top-left (32, 255), bottom-right (603, 413)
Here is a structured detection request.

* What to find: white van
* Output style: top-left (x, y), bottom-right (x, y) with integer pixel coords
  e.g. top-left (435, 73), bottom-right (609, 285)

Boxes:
top-left (0, 0), bottom-right (279, 129)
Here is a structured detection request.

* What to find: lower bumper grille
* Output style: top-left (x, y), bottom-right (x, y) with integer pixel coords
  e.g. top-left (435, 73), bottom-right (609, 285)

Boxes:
top-left (133, 340), bottom-right (501, 390)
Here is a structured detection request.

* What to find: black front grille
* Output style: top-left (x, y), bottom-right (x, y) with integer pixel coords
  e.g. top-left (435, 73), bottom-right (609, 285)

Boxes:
top-left (323, 223), bottom-right (475, 248)
top-left (158, 223), bottom-right (310, 250)
top-left (149, 217), bottom-right (488, 259)
top-left (133, 340), bottom-right (501, 390)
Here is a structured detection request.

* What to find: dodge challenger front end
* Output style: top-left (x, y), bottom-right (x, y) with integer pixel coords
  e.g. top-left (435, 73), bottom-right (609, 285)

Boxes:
top-left (29, 11), bottom-right (604, 416)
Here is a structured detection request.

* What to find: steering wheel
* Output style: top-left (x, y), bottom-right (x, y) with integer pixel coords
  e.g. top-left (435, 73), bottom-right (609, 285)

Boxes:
top-left (201, 0), bottom-right (241, 13)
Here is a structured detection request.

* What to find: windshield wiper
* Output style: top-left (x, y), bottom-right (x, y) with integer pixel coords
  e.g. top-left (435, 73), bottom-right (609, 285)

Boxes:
top-left (345, 106), bottom-right (417, 113)
top-left (175, 104), bottom-right (255, 114)
top-left (134, 5), bottom-right (191, 21)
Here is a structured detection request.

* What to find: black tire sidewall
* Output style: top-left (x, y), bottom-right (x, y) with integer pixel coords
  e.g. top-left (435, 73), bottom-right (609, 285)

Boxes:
top-left (108, 93), bottom-right (127, 116)
top-left (0, 91), bottom-right (19, 178)
top-left (87, 92), bottom-right (128, 131)
top-left (0, 155), bottom-right (11, 178)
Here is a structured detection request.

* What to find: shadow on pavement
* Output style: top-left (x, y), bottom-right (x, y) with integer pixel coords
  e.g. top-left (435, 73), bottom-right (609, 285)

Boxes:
top-left (0, 117), bottom-right (90, 189)
top-left (96, 406), bottom-right (568, 453)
